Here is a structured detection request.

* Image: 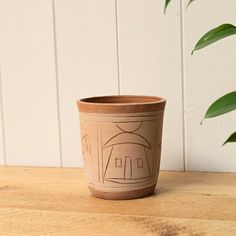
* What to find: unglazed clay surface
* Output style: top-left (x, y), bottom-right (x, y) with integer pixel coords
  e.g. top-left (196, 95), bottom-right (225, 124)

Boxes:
top-left (78, 95), bottom-right (166, 199)
top-left (79, 111), bottom-right (164, 195)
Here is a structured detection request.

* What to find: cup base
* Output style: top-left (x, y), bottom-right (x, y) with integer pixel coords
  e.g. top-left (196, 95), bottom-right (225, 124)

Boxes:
top-left (88, 184), bottom-right (156, 200)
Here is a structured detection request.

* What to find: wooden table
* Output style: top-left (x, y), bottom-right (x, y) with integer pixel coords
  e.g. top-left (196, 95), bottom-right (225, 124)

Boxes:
top-left (0, 167), bottom-right (236, 235)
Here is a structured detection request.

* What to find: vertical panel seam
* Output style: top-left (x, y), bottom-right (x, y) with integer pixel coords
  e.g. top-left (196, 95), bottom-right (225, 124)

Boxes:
top-left (0, 62), bottom-right (7, 165)
top-left (180, 0), bottom-right (187, 171)
top-left (114, 0), bottom-right (121, 95)
top-left (52, 0), bottom-right (63, 167)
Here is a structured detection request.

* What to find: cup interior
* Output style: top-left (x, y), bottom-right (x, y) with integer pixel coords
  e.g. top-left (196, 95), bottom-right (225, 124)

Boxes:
top-left (80, 95), bottom-right (165, 104)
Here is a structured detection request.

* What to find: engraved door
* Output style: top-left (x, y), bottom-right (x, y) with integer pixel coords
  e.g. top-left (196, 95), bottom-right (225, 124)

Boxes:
top-left (124, 156), bottom-right (132, 179)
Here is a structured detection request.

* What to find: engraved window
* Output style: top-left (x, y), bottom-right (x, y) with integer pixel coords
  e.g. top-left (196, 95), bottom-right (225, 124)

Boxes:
top-left (137, 158), bottom-right (144, 168)
top-left (115, 158), bottom-right (122, 168)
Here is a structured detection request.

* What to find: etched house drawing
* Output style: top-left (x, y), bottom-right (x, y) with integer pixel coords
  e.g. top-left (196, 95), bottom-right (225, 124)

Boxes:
top-left (103, 123), bottom-right (153, 184)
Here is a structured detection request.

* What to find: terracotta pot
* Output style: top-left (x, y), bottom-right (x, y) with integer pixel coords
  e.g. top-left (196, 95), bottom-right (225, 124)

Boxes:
top-left (77, 95), bottom-right (166, 200)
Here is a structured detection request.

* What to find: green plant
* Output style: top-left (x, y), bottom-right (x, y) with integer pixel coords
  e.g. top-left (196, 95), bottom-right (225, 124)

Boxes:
top-left (165, 0), bottom-right (236, 145)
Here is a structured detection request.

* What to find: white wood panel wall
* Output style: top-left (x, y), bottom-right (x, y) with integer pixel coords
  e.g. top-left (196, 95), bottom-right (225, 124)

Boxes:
top-left (0, 64), bottom-right (4, 165)
top-left (0, 0), bottom-right (61, 166)
top-left (117, 0), bottom-right (184, 170)
top-left (54, 0), bottom-right (118, 167)
top-left (183, 0), bottom-right (236, 172)
top-left (0, 0), bottom-right (235, 172)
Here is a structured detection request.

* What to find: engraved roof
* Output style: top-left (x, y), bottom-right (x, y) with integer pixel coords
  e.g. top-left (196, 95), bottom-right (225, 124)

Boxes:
top-left (103, 132), bottom-right (151, 149)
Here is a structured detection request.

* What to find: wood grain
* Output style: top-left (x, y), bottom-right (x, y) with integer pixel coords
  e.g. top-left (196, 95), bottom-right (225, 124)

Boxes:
top-left (0, 167), bottom-right (236, 235)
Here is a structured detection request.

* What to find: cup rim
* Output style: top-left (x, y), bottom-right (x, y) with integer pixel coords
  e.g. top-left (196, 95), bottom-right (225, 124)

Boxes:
top-left (78, 95), bottom-right (166, 105)
top-left (77, 95), bottom-right (166, 114)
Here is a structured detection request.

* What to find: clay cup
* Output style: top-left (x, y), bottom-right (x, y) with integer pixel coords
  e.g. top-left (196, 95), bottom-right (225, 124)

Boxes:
top-left (77, 95), bottom-right (166, 200)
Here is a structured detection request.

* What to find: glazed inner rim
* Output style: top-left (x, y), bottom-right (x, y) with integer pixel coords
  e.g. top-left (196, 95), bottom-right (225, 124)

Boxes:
top-left (80, 95), bottom-right (166, 105)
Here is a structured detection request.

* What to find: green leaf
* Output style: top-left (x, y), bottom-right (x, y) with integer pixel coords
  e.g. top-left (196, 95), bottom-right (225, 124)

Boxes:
top-left (187, 0), bottom-right (195, 7)
top-left (204, 91), bottom-right (236, 119)
top-left (165, 0), bottom-right (194, 13)
top-left (223, 132), bottom-right (236, 145)
top-left (164, 0), bottom-right (172, 13)
top-left (192, 24), bottom-right (236, 54)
